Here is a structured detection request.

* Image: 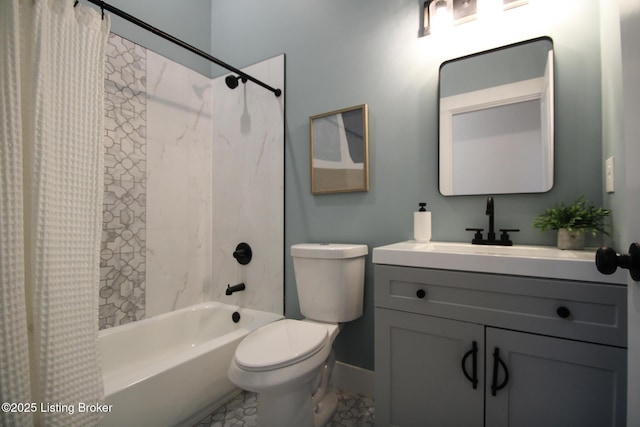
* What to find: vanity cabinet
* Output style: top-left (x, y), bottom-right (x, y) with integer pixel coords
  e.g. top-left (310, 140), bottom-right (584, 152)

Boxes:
top-left (374, 265), bottom-right (627, 427)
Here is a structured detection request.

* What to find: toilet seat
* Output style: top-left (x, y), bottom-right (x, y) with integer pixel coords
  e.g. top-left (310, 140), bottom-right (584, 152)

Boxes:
top-left (234, 319), bottom-right (328, 371)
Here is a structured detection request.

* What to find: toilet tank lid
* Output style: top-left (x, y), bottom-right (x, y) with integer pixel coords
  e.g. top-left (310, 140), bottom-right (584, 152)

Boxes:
top-left (291, 243), bottom-right (368, 259)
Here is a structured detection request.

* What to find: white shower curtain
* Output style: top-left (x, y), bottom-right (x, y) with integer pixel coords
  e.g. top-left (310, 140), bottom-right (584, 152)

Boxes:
top-left (0, 1), bottom-right (109, 426)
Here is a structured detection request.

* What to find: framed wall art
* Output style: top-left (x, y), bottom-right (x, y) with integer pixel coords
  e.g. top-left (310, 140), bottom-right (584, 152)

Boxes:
top-left (309, 104), bottom-right (369, 194)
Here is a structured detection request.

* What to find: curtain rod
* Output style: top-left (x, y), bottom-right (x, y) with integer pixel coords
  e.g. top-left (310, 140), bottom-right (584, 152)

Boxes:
top-left (84, 0), bottom-right (282, 97)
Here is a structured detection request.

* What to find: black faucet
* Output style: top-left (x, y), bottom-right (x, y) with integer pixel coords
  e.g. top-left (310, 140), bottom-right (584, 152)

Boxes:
top-left (226, 283), bottom-right (246, 295)
top-left (465, 196), bottom-right (519, 246)
top-left (486, 196), bottom-right (495, 241)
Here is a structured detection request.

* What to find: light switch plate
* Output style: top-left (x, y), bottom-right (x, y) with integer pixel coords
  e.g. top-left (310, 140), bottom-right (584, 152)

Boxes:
top-left (606, 156), bottom-right (615, 193)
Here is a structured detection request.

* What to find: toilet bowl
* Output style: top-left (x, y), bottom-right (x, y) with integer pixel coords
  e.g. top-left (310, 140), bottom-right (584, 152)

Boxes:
top-left (228, 319), bottom-right (340, 427)
top-left (227, 243), bottom-right (368, 427)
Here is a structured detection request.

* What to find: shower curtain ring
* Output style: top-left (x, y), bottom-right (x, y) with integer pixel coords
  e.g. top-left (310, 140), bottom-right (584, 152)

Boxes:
top-left (74, 0), bottom-right (79, 7)
top-left (100, 0), bottom-right (104, 20)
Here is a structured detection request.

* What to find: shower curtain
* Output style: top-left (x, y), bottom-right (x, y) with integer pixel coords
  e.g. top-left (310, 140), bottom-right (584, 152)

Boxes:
top-left (0, 1), bottom-right (109, 426)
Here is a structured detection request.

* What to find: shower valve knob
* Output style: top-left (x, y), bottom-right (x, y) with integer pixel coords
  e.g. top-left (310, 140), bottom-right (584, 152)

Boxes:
top-left (233, 242), bottom-right (252, 265)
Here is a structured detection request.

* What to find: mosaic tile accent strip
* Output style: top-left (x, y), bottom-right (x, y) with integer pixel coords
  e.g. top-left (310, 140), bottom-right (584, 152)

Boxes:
top-left (193, 389), bottom-right (375, 427)
top-left (100, 34), bottom-right (147, 329)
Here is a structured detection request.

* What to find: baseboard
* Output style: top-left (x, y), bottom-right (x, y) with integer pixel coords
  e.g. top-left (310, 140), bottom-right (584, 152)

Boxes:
top-left (331, 361), bottom-right (375, 398)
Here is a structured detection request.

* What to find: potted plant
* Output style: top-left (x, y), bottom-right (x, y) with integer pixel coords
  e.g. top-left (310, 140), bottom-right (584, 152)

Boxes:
top-left (533, 196), bottom-right (611, 250)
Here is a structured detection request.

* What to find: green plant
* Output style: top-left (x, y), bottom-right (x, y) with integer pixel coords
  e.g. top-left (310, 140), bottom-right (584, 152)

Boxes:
top-left (533, 196), bottom-right (611, 236)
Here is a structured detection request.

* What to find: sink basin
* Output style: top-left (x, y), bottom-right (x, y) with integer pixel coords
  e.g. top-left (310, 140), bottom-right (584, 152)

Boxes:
top-left (411, 241), bottom-right (590, 258)
top-left (372, 241), bottom-right (626, 284)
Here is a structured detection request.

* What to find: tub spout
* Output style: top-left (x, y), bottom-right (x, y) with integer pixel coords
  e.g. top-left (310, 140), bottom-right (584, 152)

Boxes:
top-left (226, 283), bottom-right (246, 295)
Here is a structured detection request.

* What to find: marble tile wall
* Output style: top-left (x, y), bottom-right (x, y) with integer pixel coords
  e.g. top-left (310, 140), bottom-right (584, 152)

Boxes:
top-left (210, 56), bottom-right (285, 315)
top-left (100, 34), bottom-right (147, 329)
top-left (145, 50), bottom-right (214, 317)
top-left (100, 33), bottom-right (284, 327)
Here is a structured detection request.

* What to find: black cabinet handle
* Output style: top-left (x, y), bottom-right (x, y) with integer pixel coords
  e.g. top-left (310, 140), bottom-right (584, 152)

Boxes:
top-left (556, 306), bottom-right (571, 319)
top-left (416, 289), bottom-right (426, 299)
top-left (491, 347), bottom-right (510, 396)
top-left (461, 341), bottom-right (478, 389)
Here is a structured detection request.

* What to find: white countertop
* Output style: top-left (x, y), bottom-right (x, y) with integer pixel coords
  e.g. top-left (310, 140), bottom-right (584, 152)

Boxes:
top-left (372, 241), bottom-right (627, 284)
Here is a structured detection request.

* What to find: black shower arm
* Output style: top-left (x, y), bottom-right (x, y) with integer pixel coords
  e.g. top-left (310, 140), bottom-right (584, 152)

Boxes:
top-left (84, 0), bottom-right (282, 97)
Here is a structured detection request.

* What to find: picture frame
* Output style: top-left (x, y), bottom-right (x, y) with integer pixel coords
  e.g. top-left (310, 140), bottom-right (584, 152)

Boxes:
top-left (309, 104), bottom-right (369, 194)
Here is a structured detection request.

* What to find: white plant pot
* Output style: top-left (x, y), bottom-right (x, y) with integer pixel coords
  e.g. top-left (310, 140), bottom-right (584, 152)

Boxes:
top-left (557, 228), bottom-right (585, 250)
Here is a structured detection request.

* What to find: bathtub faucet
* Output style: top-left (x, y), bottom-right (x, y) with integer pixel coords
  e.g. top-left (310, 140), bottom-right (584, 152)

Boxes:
top-left (226, 283), bottom-right (246, 295)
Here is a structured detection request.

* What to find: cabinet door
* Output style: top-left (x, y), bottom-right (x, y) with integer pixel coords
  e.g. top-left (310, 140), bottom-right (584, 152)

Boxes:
top-left (485, 328), bottom-right (627, 427)
top-left (375, 308), bottom-right (484, 427)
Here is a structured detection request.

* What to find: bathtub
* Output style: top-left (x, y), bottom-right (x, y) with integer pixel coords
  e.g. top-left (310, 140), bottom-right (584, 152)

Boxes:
top-left (99, 302), bottom-right (283, 427)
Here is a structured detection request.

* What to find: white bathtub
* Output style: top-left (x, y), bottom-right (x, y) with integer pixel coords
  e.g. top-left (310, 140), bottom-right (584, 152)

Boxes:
top-left (99, 302), bottom-right (283, 427)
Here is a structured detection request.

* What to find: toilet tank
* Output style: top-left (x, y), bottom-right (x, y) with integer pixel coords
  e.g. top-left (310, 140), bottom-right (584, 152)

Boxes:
top-left (291, 243), bottom-right (368, 323)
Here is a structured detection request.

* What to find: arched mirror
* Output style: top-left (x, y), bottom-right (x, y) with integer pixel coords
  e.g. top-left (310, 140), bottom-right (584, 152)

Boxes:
top-left (439, 37), bottom-right (554, 196)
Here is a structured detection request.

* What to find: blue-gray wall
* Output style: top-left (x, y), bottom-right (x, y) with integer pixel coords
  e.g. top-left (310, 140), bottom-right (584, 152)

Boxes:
top-left (600, 1), bottom-right (626, 250)
top-left (210, 0), bottom-right (605, 370)
top-left (100, 0), bottom-right (609, 371)
top-left (91, 0), bottom-right (212, 76)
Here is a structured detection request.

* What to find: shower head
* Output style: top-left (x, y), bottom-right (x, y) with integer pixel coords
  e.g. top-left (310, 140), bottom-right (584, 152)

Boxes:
top-left (225, 75), bottom-right (247, 89)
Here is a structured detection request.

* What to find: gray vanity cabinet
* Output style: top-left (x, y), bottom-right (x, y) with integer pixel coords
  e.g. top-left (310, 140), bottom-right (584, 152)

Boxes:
top-left (375, 308), bottom-right (484, 427)
top-left (485, 328), bottom-right (626, 427)
top-left (374, 265), bottom-right (627, 427)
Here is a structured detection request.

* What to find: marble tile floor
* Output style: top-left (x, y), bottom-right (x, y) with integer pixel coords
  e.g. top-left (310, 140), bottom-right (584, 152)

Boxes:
top-left (193, 388), bottom-right (375, 427)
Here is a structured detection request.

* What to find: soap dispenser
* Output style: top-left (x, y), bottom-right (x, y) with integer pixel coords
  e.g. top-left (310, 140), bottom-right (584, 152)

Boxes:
top-left (414, 202), bottom-right (432, 242)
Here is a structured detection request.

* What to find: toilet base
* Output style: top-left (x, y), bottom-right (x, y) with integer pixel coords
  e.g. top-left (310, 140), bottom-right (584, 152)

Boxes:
top-left (255, 384), bottom-right (339, 427)
top-left (253, 354), bottom-right (339, 427)
top-left (313, 389), bottom-right (338, 427)
top-left (228, 320), bottom-right (343, 427)
top-left (257, 381), bottom-right (315, 427)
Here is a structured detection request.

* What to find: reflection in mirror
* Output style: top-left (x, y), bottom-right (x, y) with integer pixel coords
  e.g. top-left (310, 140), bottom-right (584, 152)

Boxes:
top-left (439, 37), bottom-right (554, 196)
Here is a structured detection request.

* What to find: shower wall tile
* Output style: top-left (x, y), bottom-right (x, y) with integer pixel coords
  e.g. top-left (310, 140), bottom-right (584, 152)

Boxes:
top-left (99, 251), bottom-right (145, 328)
top-left (100, 34), bottom-right (147, 329)
top-left (102, 178), bottom-right (146, 253)
top-left (145, 50), bottom-right (214, 317)
top-left (211, 55), bottom-right (285, 315)
top-left (101, 34), bottom-right (284, 325)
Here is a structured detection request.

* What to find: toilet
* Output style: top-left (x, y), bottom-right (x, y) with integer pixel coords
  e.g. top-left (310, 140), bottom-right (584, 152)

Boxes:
top-left (228, 243), bottom-right (368, 427)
